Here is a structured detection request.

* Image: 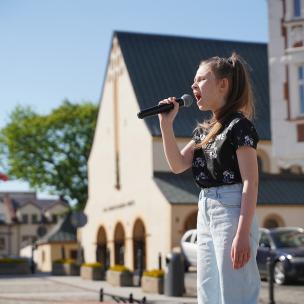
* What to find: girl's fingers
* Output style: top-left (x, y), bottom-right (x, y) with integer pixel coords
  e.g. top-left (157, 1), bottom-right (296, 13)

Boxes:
top-left (235, 251), bottom-right (251, 269)
top-left (231, 247), bottom-right (234, 262)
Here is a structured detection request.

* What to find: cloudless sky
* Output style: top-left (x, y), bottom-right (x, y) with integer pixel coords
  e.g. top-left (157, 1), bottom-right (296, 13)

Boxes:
top-left (0, 0), bottom-right (268, 197)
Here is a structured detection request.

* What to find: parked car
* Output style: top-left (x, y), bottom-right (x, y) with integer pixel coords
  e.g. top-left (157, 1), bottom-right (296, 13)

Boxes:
top-left (257, 227), bottom-right (304, 285)
top-left (181, 226), bottom-right (304, 284)
top-left (180, 229), bottom-right (197, 271)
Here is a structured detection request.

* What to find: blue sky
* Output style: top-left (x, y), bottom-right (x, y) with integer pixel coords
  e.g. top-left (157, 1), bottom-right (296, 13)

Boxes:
top-left (0, 0), bottom-right (268, 197)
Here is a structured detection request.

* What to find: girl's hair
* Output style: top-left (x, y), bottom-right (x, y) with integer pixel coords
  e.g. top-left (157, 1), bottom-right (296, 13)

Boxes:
top-left (194, 52), bottom-right (256, 149)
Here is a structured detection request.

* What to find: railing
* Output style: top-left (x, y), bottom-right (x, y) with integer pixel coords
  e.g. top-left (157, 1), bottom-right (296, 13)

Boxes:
top-left (99, 288), bottom-right (147, 303)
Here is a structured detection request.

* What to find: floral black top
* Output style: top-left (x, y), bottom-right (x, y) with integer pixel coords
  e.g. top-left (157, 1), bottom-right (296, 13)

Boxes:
top-left (192, 111), bottom-right (259, 188)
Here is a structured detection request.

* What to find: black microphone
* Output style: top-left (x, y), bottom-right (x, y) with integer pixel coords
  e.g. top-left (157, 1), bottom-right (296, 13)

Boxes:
top-left (137, 94), bottom-right (193, 119)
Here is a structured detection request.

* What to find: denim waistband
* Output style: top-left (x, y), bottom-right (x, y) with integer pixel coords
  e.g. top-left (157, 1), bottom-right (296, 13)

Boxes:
top-left (200, 183), bottom-right (243, 197)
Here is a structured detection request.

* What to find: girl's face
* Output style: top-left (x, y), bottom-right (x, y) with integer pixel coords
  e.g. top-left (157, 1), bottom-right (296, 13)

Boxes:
top-left (191, 64), bottom-right (228, 113)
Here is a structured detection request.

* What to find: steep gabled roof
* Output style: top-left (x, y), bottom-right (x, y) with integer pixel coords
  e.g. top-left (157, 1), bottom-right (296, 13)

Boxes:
top-left (116, 31), bottom-right (270, 140)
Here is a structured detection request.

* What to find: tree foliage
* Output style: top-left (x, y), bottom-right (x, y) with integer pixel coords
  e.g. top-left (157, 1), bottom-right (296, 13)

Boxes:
top-left (0, 100), bottom-right (98, 209)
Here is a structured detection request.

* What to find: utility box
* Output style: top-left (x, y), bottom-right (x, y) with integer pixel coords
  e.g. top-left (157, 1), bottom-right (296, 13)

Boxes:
top-left (164, 252), bottom-right (185, 296)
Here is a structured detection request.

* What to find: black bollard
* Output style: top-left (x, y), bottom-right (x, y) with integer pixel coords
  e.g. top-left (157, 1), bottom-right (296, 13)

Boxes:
top-left (106, 248), bottom-right (110, 270)
top-left (158, 252), bottom-right (162, 270)
top-left (99, 288), bottom-right (103, 302)
top-left (266, 257), bottom-right (276, 304)
top-left (137, 248), bottom-right (143, 282)
top-left (119, 246), bottom-right (124, 265)
top-left (142, 296), bottom-right (146, 303)
top-left (129, 293), bottom-right (133, 303)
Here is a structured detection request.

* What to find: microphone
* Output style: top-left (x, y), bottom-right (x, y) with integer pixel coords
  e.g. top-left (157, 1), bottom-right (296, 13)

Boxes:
top-left (137, 94), bottom-right (193, 119)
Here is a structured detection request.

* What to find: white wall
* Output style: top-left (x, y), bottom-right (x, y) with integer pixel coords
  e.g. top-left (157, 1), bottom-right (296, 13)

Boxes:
top-left (81, 39), bottom-right (172, 270)
top-left (268, 0), bottom-right (304, 170)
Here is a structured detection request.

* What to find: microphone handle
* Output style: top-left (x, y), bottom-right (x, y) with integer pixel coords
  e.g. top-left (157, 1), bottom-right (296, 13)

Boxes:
top-left (137, 98), bottom-right (183, 119)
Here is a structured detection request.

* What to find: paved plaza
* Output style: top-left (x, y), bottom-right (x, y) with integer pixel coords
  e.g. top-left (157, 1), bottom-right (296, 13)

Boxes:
top-left (0, 273), bottom-right (303, 304)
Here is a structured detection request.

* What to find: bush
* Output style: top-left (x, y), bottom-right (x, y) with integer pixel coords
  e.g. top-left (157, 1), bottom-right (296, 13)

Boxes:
top-left (108, 265), bottom-right (131, 272)
top-left (53, 259), bottom-right (76, 265)
top-left (0, 258), bottom-right (27, 264)
top-left (143, 269), bottom-right (164, 278)
top-left (81, 262), bottom-right (102, 268)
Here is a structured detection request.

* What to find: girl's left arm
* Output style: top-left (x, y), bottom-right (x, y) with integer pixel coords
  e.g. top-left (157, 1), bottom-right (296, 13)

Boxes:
top-left (236, 146), bottom-right (259, 236)
top-left (231, 146), bottom-right (259, 269)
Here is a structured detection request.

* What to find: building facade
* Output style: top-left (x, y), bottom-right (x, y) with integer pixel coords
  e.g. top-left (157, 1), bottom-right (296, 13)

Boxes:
top-left (0, 192), bottom-right (68, 257)
top-left (268, 0), bottom-right (304, 169)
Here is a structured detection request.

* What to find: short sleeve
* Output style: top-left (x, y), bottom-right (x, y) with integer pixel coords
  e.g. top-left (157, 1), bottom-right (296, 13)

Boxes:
top-left (192, 128), bottom-right (201, 144)
top-left (230, 118), bottom-right (259, 150)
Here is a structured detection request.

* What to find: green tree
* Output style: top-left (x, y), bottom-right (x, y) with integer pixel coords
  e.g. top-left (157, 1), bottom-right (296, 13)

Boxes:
top-left (0, 100), bottom-right (98, 209)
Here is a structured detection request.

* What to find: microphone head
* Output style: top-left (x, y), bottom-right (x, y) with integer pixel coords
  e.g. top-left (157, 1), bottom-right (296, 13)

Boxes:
top-left (181, 94), bottom-right (193, 107)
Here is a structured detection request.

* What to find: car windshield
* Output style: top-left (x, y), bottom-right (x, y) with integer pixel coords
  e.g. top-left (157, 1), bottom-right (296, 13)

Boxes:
top-left (272, 230), bottom-right (304, 248)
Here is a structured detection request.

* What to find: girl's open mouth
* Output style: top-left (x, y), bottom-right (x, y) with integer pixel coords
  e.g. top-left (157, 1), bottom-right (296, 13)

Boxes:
top-left (194, 92), bottom-right (202, 102)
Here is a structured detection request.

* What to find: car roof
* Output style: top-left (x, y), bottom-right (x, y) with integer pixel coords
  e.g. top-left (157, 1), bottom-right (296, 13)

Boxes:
top-left (259, 227), bottom-right (304, 233)
top-left (181, 229), bottom-right (196, 238)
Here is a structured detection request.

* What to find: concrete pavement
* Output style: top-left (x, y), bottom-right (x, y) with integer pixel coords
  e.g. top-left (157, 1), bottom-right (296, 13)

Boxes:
top-left (0, 273), bottom-right (303, 304)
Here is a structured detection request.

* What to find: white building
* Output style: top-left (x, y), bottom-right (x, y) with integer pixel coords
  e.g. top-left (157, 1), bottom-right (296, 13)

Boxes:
top-left (268, 0), bottom-right (304, 170)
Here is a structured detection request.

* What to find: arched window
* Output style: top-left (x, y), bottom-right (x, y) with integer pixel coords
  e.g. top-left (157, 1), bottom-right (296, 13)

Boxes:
top-left (264, 218), bottom-right (279, 229)
top-left (114, 222), bottom-right (125, 265)
top-left (132, 218), bottom-right (147, 271)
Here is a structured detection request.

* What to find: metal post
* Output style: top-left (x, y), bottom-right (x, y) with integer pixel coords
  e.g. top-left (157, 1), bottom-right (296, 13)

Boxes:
top-left (158, 252), bottom-right (162, 270)
top-left (119, 245), bottom-right (124, 265)
top-left (129, 293), bottom-right (133, 303)
top-left (99, 288), bottom-right (103, 302)
top-left (61, 246), bottom-right (65, 260)
top-left (106, 248), bottom-right (110, 270)
top-left (266, 256), bottom-right (276, 304)
top-left (137, 248), bottom-right (142, 271)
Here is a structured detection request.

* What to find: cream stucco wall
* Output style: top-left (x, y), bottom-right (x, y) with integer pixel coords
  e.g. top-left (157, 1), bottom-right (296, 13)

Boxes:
top-left (36, 244), bottom-right (52, 272)
top-left (81, 39), bottom-right (172, 271)
top-left (36, 242), bottom-right (79, 272)
top-left (171, 204), bottom-right (198, 247)
top-left (256, 205), bottom-right (304, 228)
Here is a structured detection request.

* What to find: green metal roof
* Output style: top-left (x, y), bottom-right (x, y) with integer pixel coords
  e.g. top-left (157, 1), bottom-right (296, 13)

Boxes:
top-left (115, 31), bottom-right (270, 140)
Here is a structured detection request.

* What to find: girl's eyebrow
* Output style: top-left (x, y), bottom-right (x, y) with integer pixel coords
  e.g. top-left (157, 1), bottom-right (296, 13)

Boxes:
top-left (194, 75), bottom-right (205, 82)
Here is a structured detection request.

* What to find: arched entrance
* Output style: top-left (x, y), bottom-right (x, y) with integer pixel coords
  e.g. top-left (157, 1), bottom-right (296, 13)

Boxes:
top-left (132, 219), bottom-right (146, 271)
top-left (183, 211), bottom-right (197, 232)
top-left (114, 222), bottom-right (125, 265)
top-left (263, 214), bottom-right (285, 228)
top-left (96, 226), bottom-right (108, 268)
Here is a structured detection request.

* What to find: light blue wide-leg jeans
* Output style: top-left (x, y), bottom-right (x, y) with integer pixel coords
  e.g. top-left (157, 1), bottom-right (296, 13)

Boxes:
top-left (197, 183), bottom-right (260, 304)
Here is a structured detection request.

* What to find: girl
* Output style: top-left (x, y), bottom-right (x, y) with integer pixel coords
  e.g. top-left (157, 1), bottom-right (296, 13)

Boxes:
top-left (158, 53), bottom-right (261, 304)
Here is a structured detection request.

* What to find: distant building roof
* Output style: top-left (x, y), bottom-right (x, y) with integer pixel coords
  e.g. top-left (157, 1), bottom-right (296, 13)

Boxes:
top-left (36, 212), bottom-right (77, 245)
top-left (115, 31), bottom-right (270, 140)
top-left (0, 192), bottom-right (67, 211)
top-left (154, 171), bottom-right (304, 205)
top-left (0, 192), bottom-right (68, 223)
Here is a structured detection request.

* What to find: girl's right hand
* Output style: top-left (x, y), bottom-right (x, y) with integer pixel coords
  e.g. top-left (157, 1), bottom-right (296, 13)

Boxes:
top-left (158, 97), bottom-right (180, 127)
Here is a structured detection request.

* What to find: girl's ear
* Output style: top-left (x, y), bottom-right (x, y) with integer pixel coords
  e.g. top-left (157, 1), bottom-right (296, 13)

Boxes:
top-left (219, 78), bottom-right (229, 94)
